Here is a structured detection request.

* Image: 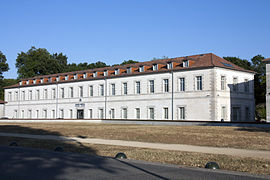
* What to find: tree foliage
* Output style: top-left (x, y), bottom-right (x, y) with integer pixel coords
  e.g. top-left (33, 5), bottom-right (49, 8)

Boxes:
top-left (0, 79), bottom-right (18, 100)
top-left (0, 51), bottom-right (9, 79)
top-left (16, 47), bottom-right (68, 79)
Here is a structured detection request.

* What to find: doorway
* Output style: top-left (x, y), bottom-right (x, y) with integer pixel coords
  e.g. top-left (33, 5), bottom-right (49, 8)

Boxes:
top-left (77, 109), bottom-right (84, 119)
top-left (232, 107), bottom-right (241, 122)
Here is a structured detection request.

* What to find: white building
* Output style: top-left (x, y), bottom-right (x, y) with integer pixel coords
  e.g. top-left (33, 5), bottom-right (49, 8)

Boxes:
top-left (0, 100), bottom-right (5, 118)
top-left (4, 53), bottom-right (255, 122)
top-left (263, 58), bottom-right (270, 122)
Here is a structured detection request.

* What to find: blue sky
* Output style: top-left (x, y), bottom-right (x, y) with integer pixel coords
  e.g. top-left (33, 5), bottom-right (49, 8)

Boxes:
top-left (0, 0), bottom-right (269, 79)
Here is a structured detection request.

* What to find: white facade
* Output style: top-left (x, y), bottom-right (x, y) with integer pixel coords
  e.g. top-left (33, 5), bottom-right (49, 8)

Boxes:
top-left (0, 103), bottom-right (4, 118)
top-left (265, 62), bottom-right (270, 122)
top-left (4, 67), bottom-right (255, 122)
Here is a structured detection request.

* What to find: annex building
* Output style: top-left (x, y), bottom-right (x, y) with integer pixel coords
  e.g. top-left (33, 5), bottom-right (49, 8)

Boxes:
top-left (263, 58), bottom-right (270, 122)
top-left (4, 53), bottom-right (255, 122)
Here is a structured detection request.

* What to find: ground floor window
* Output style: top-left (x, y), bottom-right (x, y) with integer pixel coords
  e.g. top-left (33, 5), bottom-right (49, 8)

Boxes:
top-left (163, 107), bottom-right (169, 119)
top-left (77, 109), bottom-right (84, 119)
top-left (36, 110), bottom-right (39, 119)
top-left (135, 108), bottom-right (140, 119)
top-left (245, 107), bottom-right (250, 121)
top-left (28, 110), bottom-right (32, 119)
top-left (89, 109), bottom-right (93, 119)
top-left (110, 108), bottom-right (115, 119)
top-left (21, 110), bottom-right (24, 119)
top-left (149, 108), bottom-right (154, 120)
top-left (52, 110), bottom-right (55, 119)
top-left (99, 109), bottom-right (104, 119)
top-left (60, 109), bottom-right (64, 119)
top-left (232, 107), bottom-right (241, 121)
top-left (122, 108), bottom-right (127, 119)
top-left (178, 107), bottom-right (185, 120)
top-left (43, 110), bottom-right (47, 119)
top-left (221, 106), bottom-right (226, 121)
top-left (70, 109), bottom-right (73, 119)
top-left (14, 110), bottom-right (18, 118)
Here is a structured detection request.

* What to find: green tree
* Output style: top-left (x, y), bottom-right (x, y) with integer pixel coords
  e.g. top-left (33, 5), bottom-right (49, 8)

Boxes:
top-left (0, 79), bottom-right (18, 100)
top-left (16, 47), bottom-right (68, 79)
top-left (0, 51), bottom-right (9, 79)
top-left (120, 60), bottom-right (139, 65)
top-left (223, 56), bottom-right (253, 71)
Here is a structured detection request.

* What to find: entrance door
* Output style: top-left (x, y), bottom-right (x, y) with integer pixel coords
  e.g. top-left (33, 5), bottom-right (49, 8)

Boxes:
top-left (77, 110), bottom-right (84, 119)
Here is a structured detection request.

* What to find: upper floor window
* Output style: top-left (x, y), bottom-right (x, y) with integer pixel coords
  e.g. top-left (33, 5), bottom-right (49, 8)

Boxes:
top-left (153, 64), bottom-right (158, 71)
top-left (196, 76), bottom-right (202, 91)
top-left (15, 91), bottom-right (18, 101)
top-left (163, 79), bottom-right (169, 92)
top-left (149, 80), bottom-right (155, 93)
top-left (123, 82), bottom-right (128, 95)
top-left (111, 84), bottom-right (115, 96)
top-left (183, 60), bottom-right (189, 67)
top-left (61, 88), bottom-right (64, 98)
top-left (139, 66), bottom-right (144, 72)
top-left (221, 76), bottom-right (226, 90)
top-left (29, 90), bottom-right (33, 100)
top-left (36, 90), bottom-right (40, 100)
top-left (44, 89), bottom-right (48, 99)
top-left (115, 69), bottom-right (119, 75)
top-left (136, 81), bottom-right (140, 94)
top-left (89, 85), bottom-right (93, 96)
top-left (22, 91), bottom-right (25, 101)
top-left (179, 78), bottom-right (185, 91)
top-left (8, 92), bottom-right (12, 101)
top-left (244, 79), bottom-right (249, 93)
top-left (70, 87), bottom-right (74, 98)
top-left (233, 77), bottom-right (238, 92)
top-left (100, 84), bottom-right (104, 96)
top-left (52, 89), bottom-right (56, 99)
top-left (79, 86), bottom-right (83, 97)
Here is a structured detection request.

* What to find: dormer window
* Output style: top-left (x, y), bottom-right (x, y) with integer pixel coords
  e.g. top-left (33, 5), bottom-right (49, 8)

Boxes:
top-left (139, 66), bottom-right (144, 72)
top-left (65, 75), bottom-right (69, 80)
top-left (56, 76), bottom-right (59, 81)
top-left (48, 78), bottom-right (52, 83)
top-left (83, 73), bottom-right (87, 78)
top-left (26, 80), bottom-right (29, 85)
top-left (167, 62), bottom-right (173, 69)
top-left (41, 78), bottom-right (44, 83)
top-left (93, 71), bottom-right (97, 77)
top-left (127, 67), bottom-right (131, 74)
top-left (153, 64), bottom-right (158, 71)
top-left (19, 81), bottom-right (22, 85)
top-left (74, 74), bottom-right (78, 79)
top-left (115, 69), bottom-right (119, 75)
top-left (104, 70), bottom-right (108, 76)
top-left (183, 60), bottom-right (189, 67)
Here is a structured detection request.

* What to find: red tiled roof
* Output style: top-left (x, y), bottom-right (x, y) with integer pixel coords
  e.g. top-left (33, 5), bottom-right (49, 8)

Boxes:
top-left (263, 58), bottom-right (270, 63)
top-left (0, 100), bottom-right (6, 104)
top-left (4, 53), bottom-right (256, 89)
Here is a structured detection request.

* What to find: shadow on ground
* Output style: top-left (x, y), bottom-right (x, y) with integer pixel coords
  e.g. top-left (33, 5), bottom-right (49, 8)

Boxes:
top-left (234, 127), bottom-right (270, 133)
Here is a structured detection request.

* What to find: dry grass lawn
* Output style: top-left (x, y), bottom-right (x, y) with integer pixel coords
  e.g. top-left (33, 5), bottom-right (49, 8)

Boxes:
top-left (0, 122), bottom-right (269, 150)
top-left (0, 136), bottom-right (269, 175)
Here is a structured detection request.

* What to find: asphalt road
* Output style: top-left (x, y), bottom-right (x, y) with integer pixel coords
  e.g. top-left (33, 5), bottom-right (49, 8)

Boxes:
top-left (0, 146), bottom-right (268, 180)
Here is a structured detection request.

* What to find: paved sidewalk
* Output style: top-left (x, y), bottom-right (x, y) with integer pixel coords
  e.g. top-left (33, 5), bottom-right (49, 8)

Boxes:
top-left (0, 132), bottom-right (270, 160)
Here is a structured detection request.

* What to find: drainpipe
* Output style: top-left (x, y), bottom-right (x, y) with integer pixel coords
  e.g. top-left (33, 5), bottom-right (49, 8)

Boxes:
top-left (105, 78), bottom-right (107, 120)
top-left (56, 83), bottom-right (58, 119)
top-left (171, 70), bottom-right (174, 121)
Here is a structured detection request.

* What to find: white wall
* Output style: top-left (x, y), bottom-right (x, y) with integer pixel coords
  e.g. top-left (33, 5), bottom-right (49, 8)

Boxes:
top-left (0, 104), bottom-right (4, 117)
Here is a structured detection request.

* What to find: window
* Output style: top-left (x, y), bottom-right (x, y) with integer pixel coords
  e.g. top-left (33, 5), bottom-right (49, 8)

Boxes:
top-left (15, 91), bottom-right (18, 101)
top-left (122, 108), bottom-right (127, 119)
top-left (29, 90), bottom-right (32, 100)
top-left (41, 78), bottom-right (44, 83)
top-left (136, 81), bottom-right (140, 94)
top-left (8, 92), bottom-right (12, 101)
top-left (167, 62), bottom-right (173, 69)
top-left (70, 87), bottom-right (74, 98)
top-left (28, 110), bottom-right (32, 119)
top-left (36, 90), bottom-right (40, 100)
top-left (93, 72), bottom-right (97, 77)
top-left (139, 66), bottom-right (144, 72)
top-left (89, 85), bottom-right (93, 96)
top-left (79, 86), bottom-right (83, 97)
top-left (149, 108), bottom-right (154, 120)
top-left (52, 89), bottom-right (56, 99)
top-left (43, 110), bottom-right (47, 119)
top-left (65, 75), bottom-right (69, 80)
top-left (21, 110), bottom-right (24, 119)
top-left (153, 64), bottom-right (158, 71)
top-left (110, 109), bottom-right (115, 119)
top-left (233, 77), bottom-right (238, 92)
top-left (52, 110), bottom-right (55, 119)
top-left (56, 76), bottom-right (60, 81)
top-left (115, 69), bottom-right (119, 75)
top-left (74, 74), bottom-right (78, 79)
top-left (123, 83), bottom-right (127, 95)
top-left (111, 84), bottom-right (115, 96)
top-left (149, 80), bottom-right (154, 93)
top-left (89, 109), bottom-right (93, 119)
top-left (196, 76), bottom-right (202, 91)
top-left (70, 109), bottom-right (73, 119)
top-left (221, 76), bottom-right (226, 90)
top-left (135, 108), bottom-right (140, 119)
top-left (14, 110), bottom-right (18, 118)
top-left (232, 107), bottom-right (241, 121)
top-left (104, 70), bottom-right (108, 76)
top-left (183, 60), bottom-right (189, 67)
top-left (61, 88), bottom-right (64, 98)
top-left (22, 91), bottom-right (25, 101)
top-left (44, 89), bottom-right (48, 99)
top-left (179, 78), bottom-right (185, 91)
top-left (244, 79), bottom-right (249, 92)
top-left (127, 68), bottom-right (131, 74)
top-left (36, 110), bottom-right (39, 119)
top-left (100, 84), bottom-right (104, 96)
top-left (99, 109), bottom-right (104, 119)
top-left (60, 109), bottom-right (64, 119)
top-left (245, 107), bottom-right (250, 121)
top-left (221, 106), bottom-right (226, 121)
top-left (164, 79), bottom-right (169, 92)
top-left (179, 107), bottom-right (185, 119)
top-left (164, 107), bottom-right (169, 119)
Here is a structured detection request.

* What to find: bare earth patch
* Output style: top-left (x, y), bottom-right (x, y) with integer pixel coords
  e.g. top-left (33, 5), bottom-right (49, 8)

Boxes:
top-left (0, 122), bottom-right (269, 150)
top-left (0, 136), bottom-right (269, 175)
